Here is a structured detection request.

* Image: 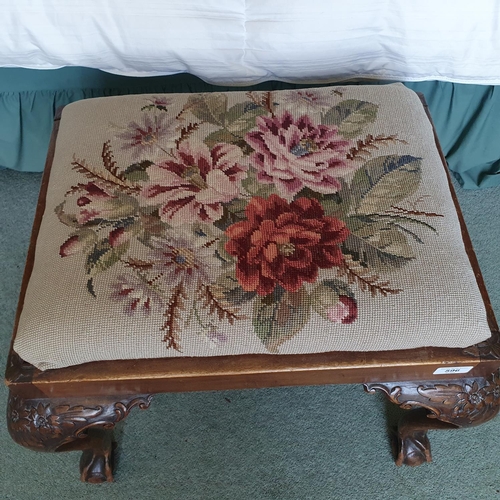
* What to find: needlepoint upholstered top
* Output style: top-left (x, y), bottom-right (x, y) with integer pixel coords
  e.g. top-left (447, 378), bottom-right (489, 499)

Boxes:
top-left (13, 83), bottom-right (491, 371)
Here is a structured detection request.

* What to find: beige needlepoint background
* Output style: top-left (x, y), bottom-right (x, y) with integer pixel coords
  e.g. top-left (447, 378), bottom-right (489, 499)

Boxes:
top-left (13, 84), bottom-right (492, 370)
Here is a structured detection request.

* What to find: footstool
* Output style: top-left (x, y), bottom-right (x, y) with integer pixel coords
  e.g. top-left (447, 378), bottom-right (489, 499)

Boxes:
top-left (6, 84), bottom-right (500, 482)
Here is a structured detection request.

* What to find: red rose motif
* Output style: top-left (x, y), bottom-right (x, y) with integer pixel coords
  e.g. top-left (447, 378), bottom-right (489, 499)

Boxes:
top-left (225, 194), bottom-right (349, 296)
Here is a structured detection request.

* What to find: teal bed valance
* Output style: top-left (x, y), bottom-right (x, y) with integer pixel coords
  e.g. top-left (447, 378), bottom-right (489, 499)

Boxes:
top-left (1, 67), bottom-right (499, 189)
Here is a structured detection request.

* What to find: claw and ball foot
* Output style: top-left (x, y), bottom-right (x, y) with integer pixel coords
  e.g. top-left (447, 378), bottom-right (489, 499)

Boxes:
top-left (7, 391), bottom-right (152, 482)
top-left (79, 428), bottom-right (114, 483)
top-left (365, 371), bottom-right (500, 466)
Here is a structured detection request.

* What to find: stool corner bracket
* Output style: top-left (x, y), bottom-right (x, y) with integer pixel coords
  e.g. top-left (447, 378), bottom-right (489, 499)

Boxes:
top-left (364, 371), bottom-right (500, 466)
top-left (463, 331), bottom-right (500, 360)
top-left (6, 390), bottom-right (153, 453)
top-left (5, 351), bottom-right (38, 385)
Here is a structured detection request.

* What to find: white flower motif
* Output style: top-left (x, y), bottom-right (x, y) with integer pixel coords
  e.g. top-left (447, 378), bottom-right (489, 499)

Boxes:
top-left (147, 225), bottom-right (223, 290)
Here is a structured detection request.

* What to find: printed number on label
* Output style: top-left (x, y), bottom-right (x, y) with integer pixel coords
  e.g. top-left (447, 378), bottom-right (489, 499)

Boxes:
top-left (433, 366), bottom-right (474, 375)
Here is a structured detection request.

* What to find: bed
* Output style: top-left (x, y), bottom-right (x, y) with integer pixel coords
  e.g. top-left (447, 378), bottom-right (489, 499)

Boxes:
top-left (1, 0), bottom-right (500, 190)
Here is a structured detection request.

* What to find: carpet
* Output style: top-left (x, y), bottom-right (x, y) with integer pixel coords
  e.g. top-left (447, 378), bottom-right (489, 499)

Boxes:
top-left (1, 168), bottom-right (500, 500)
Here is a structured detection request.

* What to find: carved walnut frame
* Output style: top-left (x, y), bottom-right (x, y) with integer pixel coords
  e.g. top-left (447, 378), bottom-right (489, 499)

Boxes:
top-left (5, 99), bottom-right (500, 482)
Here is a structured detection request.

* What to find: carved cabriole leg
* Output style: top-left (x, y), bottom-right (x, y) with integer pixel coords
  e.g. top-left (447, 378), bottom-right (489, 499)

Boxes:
top-left (365, 370), bottom-right (500, 466)
top-left (7, 390), bottom-right (153, 482)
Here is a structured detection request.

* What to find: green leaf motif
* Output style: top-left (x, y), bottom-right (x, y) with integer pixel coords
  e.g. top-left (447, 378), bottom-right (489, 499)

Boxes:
top-left (203, 101), bottom-right (267, 150)
top-left (321, 279), bottom-right (355, 298)
top-left (86, 278), bottom-right (96, 298)
top-left (185, 93), bottom-right (228, 126)
top-left (225, 197), bottom-right (249, 217)
top-left (319, 181), bottom-right (352, 219)
top-left (65, 228), bottom-right (99, 253)
top-left (122, 161), bottom-right (153, 182)
top-left (322, 100), bottom-right (379, 138)
top-left (341, 229), bottom-right (415, 273)
top-left (351, 155), bottom-right (422, 215)
top-left (225, 102), bottom-right (267, 134)
top-left (54, 202), bottom-right (80, 228)
top-left (204, 129), bottom-right (240, 149)
top-left (241, 167), bottom-right (276, 198)
top-left (311, 280), bottom-right (355, 321)
top-left (213, 199), bottom-right (249, 232)
top-left (253, 286), bottom-right (311, 353)
top-left (85, 239), bottom-right (130, 277)
top-left (213, 271), bottom-right (256, 306)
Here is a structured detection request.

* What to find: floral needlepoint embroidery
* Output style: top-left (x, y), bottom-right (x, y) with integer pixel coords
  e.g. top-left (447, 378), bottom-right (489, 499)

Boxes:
top-left (64, 181), bottom-right (134, 225)
top-left (146, 230), bottom-right (222, 290)
top-left (110, 273), bottom-right (164, 316)
top-left (279, 89), bottom-right (339, 113)
top-left (246, 111), bottom-right (355, 199)
top-left (117, 113), bottom-right (179, 159)
top-left (326, 296), bottom-right (358, 324)
top-left (55, 88), bottom-right (442, 352)
top-left (141, 142), bottom-right (248, 225)
top-left (224, 195), bottom-right (349, 296)
top-left (311, 279), bottom-right (358, 324)
top-left (59, 235), bottom-right (82, 257)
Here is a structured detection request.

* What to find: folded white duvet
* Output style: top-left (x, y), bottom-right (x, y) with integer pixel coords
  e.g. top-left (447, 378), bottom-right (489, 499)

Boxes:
top-left (1, 0), bottom-right (500, 84)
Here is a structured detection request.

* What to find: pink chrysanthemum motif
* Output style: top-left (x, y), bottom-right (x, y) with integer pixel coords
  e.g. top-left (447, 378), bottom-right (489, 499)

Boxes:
top-left (141, 142), bottom-right (248, 226)
top-left (117, 113), bottom-right (178, 159)
top-left (246, 111), bottom-right (355, 199)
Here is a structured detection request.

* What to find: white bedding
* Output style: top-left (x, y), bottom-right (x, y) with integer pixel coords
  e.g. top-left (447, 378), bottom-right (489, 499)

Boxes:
top-left (1, 0), bottom-right (500, 85)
